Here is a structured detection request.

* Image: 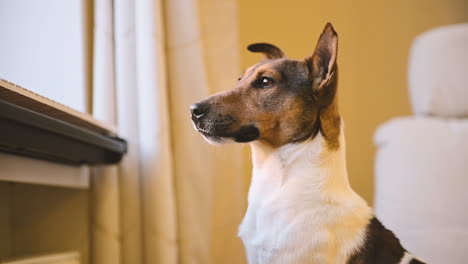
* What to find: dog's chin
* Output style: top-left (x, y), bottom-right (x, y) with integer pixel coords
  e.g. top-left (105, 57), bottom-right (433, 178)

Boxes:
top-left (192, 124), bottom-right (232, 145)
top-left (200, 134), bottom-right (233, 145)
top-left (193, 123), bottom-right (260, 145)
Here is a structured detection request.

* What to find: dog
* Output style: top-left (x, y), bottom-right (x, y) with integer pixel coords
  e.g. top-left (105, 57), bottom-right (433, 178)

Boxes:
top-left (190, 23), bottom-right (425, 264)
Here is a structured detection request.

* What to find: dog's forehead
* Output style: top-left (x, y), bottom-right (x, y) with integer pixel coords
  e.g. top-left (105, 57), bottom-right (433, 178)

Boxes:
top-left (246, 59), bottom-right (309, 79)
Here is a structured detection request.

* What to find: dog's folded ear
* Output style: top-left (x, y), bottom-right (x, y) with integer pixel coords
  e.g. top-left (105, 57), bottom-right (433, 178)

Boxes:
top-left (306, 23), bottom-right (338, 94)
top-left (247, 43), bottom-right (285, 59)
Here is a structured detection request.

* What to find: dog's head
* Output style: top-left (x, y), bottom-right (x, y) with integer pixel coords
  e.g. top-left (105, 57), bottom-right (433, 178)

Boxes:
top-left (191, 23), bottom-right (340, 149)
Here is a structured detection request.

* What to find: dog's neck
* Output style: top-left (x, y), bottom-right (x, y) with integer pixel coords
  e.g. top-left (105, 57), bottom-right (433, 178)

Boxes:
top-left (241, 121), bottom-right (371, 263)
top-left (249, 121), bottom-right (354, 198)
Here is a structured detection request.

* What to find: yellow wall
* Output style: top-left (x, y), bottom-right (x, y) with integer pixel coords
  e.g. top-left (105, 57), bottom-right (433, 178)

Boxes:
top-left (238, 0), bottom-right (468, 203)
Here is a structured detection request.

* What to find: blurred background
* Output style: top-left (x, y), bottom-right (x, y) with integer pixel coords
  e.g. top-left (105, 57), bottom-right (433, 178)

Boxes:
top-left (0, 0), bottom-right (467, 263)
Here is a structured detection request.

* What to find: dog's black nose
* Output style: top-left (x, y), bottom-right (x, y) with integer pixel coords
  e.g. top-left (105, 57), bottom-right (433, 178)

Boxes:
top-left (190, 103), bottom-right (210, 119)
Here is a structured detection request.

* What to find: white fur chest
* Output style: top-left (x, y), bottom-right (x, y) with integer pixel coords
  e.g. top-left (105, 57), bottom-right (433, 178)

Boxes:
top-left (238, 134), bottom-right (372, 264)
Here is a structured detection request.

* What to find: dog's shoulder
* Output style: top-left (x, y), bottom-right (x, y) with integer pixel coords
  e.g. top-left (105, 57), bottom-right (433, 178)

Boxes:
top-left (347, 216), bottom-right (425, 264)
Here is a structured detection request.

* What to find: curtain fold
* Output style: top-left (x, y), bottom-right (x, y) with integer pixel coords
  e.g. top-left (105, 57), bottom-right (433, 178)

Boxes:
top-left (134, 0), bottom-right (179, 263)
top-left (164, 1), bottom-right (248, 263)
top-left (92, 0), bottom-right (121, 264)
top-left (92, 0), bottom-right (247, 263)
top-left (114, 0), bottom-right (143, 263)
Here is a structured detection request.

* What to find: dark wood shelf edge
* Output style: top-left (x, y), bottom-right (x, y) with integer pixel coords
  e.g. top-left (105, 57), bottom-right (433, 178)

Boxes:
top-left (0, 99), bottom-right (127, 166)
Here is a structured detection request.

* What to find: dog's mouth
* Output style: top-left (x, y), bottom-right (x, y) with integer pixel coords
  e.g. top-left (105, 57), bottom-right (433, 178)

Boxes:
top-left (191, 115), bottom-right (260, 144)
top-left (191, 114), bottom-right (228, 143)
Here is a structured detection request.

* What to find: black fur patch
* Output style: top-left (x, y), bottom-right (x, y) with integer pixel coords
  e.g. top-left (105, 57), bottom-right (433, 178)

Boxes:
top-left (233, 125), bottom-right (260, 143)
top-left (247, 43), bottom-right (285, 59)
top-left (347, 217), bottom-right (425, 264)
top-left (409, 259), bottom-right (425, 264)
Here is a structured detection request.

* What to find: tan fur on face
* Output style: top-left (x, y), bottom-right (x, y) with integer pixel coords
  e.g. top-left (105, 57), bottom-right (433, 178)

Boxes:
top-left (203, 59), bottom-right (321, 147)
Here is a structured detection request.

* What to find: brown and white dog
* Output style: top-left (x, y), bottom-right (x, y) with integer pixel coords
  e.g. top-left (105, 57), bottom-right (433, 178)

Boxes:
top-left (190, 23), bottom-right (425, 264)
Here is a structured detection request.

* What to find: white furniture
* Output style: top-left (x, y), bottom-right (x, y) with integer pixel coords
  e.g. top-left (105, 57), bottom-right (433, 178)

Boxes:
top-left (374, 24), bottom-right (468, 264)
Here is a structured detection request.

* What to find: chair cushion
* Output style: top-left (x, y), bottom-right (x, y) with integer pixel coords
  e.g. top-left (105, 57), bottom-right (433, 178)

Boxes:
top-left (374, 117), bottom-right (468, 263)
top-left (408, 23), bottom-right (468, 118)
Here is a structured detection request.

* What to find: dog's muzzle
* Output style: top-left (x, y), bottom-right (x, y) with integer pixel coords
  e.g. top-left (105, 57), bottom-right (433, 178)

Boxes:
top-left (190, 102), bottom-right (260, 143)
top-left (190, 101), bottom-right (224, 142)
top-left (190, 102), bottom-right (212, 134)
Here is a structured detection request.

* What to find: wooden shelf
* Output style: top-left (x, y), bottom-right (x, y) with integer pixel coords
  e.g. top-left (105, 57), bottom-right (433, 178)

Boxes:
top-left (0, 79), bottom-right (115, 135)
top-left (0, 79), bottom-right (127, 166)
top-left (1, 252), bottom-right (80, 264)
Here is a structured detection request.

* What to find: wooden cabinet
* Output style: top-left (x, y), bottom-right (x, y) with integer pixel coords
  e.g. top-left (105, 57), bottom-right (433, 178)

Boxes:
top-left (0, 80), bottom-right (127, 264)
top-left (2, 252), bottom-right (80, 264)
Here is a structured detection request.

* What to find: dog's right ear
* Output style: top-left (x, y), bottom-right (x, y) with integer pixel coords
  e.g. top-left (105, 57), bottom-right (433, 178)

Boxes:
top-left (247, 43), bottom-right (285, 59)
top-left (305, 23), bottom-right (338, 94)
top-left (306, 23), bottom-right (341, 150)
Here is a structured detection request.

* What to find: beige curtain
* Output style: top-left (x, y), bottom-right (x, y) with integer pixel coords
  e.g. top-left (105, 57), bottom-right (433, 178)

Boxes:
top-left (92, 0), bottom-right (248, 263)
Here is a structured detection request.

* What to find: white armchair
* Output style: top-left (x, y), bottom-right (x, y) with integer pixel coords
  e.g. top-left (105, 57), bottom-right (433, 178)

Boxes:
top-left (374, 24), bottom-right (468, 264)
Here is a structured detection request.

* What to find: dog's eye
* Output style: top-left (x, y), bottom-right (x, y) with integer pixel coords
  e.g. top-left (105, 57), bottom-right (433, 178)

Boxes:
top-left (259, 77), bottom-right (275, 88)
